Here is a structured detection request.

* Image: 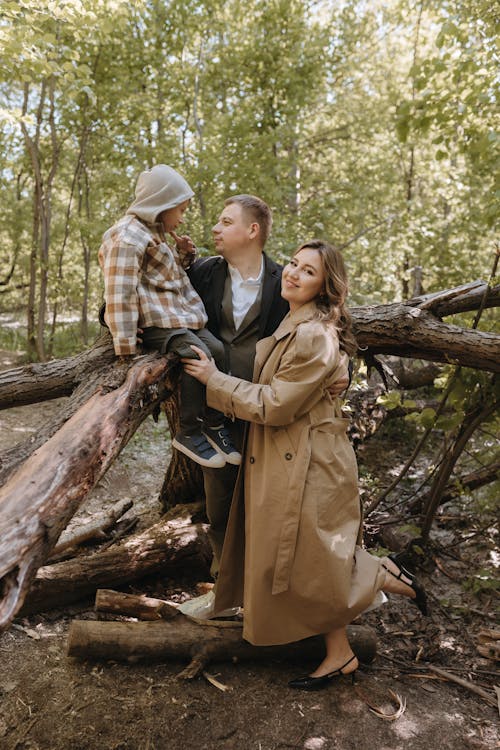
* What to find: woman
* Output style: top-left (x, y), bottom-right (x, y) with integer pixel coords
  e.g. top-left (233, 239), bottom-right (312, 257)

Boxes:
top-left (183, 240), bottom-right (426, 690)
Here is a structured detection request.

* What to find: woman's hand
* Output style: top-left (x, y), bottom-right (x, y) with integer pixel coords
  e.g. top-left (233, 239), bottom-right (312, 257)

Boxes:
top-left (181, 345), bottom-right (218, 385)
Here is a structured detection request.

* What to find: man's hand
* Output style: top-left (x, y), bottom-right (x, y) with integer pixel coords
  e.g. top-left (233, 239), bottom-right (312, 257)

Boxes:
top-left (327, 376), bottom-right (349, 398)
top-left (169, 230), bottom-right (196, 258)
top-left (328, 352), bottom-right (351, 398)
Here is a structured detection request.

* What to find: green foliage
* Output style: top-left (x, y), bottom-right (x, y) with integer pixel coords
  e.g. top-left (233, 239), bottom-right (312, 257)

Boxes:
top-left (464, 568), bottom-right (500, 596)
top-left (376, 390), bottom-right (402, 410)
top-left (0, 0), bottom-right (497, 352)
top-left (405, 406), bottom-right (437, 430)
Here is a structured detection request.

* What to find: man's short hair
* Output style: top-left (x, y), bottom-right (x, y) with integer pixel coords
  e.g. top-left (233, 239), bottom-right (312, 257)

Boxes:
top-left (224, 194), bottom-right (272, 247)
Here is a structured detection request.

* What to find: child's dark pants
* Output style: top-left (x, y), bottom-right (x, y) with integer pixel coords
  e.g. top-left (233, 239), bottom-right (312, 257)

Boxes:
top-left (141, 326), bottom-right (226, 435)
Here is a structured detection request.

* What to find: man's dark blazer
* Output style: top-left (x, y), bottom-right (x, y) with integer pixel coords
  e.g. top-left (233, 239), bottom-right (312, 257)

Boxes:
top-left (188, 252), bottom-right (289, 341)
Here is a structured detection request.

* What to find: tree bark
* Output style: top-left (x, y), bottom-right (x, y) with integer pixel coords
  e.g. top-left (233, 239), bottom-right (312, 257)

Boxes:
top-left (94, 589), bottom-right (180, 621)
top-left (0, 330), bottom-right (116, 410)
top-left (351, 299), bottom-right (499, 372)
top-left (1, 282), bottom-right (498, 413)
top-left (0, 338), bottom-right (179, 486)
top-left (18, 503), bottom-right (211, 618)
top-left (0, 355), bottom-right (173, 631)
top-left (66, 618), bottom-right (377, 678)
top-left (50, 499), bottom-right (133, 557)
top-left (159, 386), bottom-right (204, 507)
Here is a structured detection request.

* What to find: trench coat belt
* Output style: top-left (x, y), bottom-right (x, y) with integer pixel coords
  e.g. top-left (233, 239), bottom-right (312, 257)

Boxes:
top-left (271, 415), bottom-right (349, 595)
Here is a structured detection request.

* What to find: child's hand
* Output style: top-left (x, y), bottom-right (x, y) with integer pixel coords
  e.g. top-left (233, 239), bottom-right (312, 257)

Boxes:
top-left (169, 230), bottom-right (196, 257)
top-left (181, 345), bottom-right (218, 385)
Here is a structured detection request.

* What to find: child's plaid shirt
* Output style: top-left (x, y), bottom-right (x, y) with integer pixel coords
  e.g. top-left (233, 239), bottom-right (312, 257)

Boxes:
top-left (98, 215), bottom-right (208, 355)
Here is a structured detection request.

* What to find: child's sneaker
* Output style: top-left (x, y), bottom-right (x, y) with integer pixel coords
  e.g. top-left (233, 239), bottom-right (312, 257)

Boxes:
top-left (172, 431), bottom-right (226, 468)
top-left (203, 424), bottom-right (241, 465)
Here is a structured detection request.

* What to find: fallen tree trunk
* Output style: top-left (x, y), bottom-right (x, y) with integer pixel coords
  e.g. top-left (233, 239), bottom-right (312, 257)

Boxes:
top-left (50, 499), bottom-right (133, 557)
top-left (0, 355), bottom-right (172, 631)
top-left (0, 331), bottom-right (115, 409)
top-left (18, 503), bottom-right (211, 618)
top-left (2, 282), bottom-right (499, 415)
top-left (0, 350), bottom-right (176, 485)
top-left (66, 618), bottom-right (377, 678)
top-left (351, 303), bottom-right (499, 373)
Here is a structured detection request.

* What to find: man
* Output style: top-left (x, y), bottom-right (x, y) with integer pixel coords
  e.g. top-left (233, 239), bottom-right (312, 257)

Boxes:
top-left (179, 195), bottom-right (348, 618)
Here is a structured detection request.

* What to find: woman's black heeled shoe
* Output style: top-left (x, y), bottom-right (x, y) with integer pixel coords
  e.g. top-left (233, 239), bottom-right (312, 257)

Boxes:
top-left (288, 655), bottom-right (358, 691)
top-left (382, 554), bottom-right (428, 616)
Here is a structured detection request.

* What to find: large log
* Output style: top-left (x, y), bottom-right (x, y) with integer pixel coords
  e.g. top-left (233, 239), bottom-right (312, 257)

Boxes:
top-left (66, 618), bottom-right (377, 678)
top-left (0, 330), bottom-right (115, 409)
top-left (18, 503), bottom-right (211, 617)
top-left (0, 355), bottom-right (172, 631)
top-left (1, 280), bottom-right (497, 490)
top-left (1, 282), bottom-right (498, 414)
top-left (351, 302), bottom-right (499, 372)
top-left (0, 346), bottom-right (176, 485)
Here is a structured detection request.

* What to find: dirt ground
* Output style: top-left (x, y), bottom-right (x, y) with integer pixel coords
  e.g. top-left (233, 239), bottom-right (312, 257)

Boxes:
top-left (0, 349), bottom-right (498, 750)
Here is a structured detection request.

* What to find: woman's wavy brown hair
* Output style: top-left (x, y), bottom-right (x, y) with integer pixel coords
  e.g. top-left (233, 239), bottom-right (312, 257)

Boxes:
top-left (294, 239), bottom-right (358, 357)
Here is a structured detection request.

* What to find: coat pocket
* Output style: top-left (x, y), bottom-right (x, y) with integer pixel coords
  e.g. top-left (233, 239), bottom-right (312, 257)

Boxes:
top-left (308, 421), bottom-right (359, 529)
top-left (270, 425), bottom-right (299, 470)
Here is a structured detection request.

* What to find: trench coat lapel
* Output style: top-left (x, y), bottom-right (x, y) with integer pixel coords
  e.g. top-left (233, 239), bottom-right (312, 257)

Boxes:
top-left (253, 302), bottom-right (319, 380)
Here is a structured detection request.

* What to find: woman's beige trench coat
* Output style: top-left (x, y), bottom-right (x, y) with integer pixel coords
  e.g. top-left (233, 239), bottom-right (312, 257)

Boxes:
top-left (207, 301), bottom-right (385, 646)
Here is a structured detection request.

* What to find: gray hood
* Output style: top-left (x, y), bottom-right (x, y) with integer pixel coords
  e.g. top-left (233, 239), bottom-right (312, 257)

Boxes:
top-left (126, 164), bottom-right (194, 224)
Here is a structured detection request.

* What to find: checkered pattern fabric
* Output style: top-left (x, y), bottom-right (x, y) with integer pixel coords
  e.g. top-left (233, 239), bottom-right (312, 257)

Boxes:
top-left (99, 215), bottom-right (207, 355)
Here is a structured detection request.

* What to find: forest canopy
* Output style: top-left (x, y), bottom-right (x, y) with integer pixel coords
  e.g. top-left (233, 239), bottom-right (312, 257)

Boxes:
top-left (0, 0), bottom-right (498, 361)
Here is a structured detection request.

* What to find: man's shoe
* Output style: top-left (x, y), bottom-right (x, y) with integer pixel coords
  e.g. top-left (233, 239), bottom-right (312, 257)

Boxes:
top-left (172, 431), bottom-right (226, 468)
top-left (203, 424), bottom-right (241, 465)
top-left (177, 590), bottom-right (240, 620)
top-left (178, 590), bottom-right (216, 618)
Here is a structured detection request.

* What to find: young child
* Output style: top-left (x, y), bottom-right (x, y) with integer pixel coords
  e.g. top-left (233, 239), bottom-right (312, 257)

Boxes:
top-left (98, 164), bottom-right (240, 469)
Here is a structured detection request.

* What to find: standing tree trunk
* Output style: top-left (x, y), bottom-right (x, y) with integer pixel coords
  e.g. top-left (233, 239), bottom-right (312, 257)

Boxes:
top-left (21, 76), bottom-right (62, 362)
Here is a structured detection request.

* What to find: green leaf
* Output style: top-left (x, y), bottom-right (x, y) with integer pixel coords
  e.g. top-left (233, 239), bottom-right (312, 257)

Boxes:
top-left (376, 391), bottom-right (402, 410)
top-left (402, 399), bottom-right (417, 409)
top-left (416, 407), bottom-right (437, 429)
top-left (435, 412), bottom-right (464, 431)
